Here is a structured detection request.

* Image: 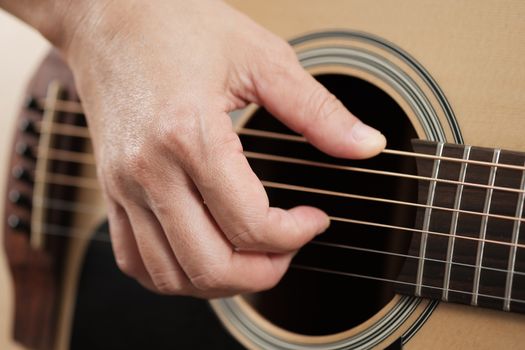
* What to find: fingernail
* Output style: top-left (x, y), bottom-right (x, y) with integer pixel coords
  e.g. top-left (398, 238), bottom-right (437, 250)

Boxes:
top-left (351, 121), bottom-right (382, 142)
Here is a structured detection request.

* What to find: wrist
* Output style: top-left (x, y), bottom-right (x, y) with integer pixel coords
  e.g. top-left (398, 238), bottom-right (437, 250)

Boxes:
top-left (44, 1), bottom-right (115, 55)
top-left (0, 0), bottom-right (99, 50)
top-left (7, 0), bottom-right (127, 63)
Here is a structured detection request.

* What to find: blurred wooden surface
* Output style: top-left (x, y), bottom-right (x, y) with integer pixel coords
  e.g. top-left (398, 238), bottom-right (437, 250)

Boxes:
top-left (0, 10), bottom-right (49, 350)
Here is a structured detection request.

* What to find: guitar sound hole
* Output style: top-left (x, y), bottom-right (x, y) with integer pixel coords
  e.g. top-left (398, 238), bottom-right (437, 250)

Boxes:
top-left (239, 74), bottom-right (419, 335)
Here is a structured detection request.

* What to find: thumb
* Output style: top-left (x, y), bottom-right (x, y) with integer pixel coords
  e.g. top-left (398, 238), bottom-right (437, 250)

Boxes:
top-left (254, 55), bottom-right (386, 159)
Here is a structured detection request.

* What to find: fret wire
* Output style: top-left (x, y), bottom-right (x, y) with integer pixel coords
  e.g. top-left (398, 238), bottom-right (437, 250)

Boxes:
top-left (34, 222), bottom-right (525, 304)
top-left (504, 161), bottom-right (525, 311)
top-left (472, 149), bottom-right (501, 306)
top-left (443, 145), bottom-right (471, 301)
top-left (416, 143), bottom-right (443, 296)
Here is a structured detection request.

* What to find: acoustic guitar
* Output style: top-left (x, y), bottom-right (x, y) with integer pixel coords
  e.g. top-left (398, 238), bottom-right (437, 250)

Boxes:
top-left (1, 1), bottom-right (525, 349)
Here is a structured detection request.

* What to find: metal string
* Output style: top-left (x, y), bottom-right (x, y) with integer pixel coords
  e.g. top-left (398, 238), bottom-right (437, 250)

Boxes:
top-left (23, 97), bottom-right (525, 305)
top-left (33, 168), bottom-right (525, 225)
top-left (22, 222), bottom-right (525, 305)
top-left (30, 98), bottom-right (525, 172)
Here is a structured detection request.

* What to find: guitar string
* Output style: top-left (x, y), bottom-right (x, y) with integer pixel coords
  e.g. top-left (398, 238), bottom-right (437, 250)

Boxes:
top-left (26, 98), bottom-right (525, 305)
top-left (25, 131), bottom-right (525, 251)
top-left (29, 101), bottom-right (525, 172)
top-left (27, 95), bottom-right (525, 171)
top-left (32, 219), bottom-right (525, 277)
top-left (31, 197), bottom-right (525, 249)
top-left (25, 98), bottom-right (525, 301)
top-left (33, 168), bottom-right (525, 224)
top-left (26, 223), bottom-right (525, 305)
top-left (238, 128), bottom-right (525, 172)
top-left (289, 264), bottom-right (525, 305)
top-left (36, 142), bottom-right (525, 195)
top-left (309, 240), bottom-right (525, 276)
top-left (32, 96), bottom-right (525, 171)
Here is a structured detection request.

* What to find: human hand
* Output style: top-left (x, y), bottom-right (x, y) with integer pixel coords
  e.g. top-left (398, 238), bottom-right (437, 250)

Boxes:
top-left (56, 0), bottom-right (386, 297)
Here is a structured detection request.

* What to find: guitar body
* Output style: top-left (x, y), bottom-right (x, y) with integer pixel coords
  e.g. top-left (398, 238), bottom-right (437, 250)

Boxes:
top-left (1, 1), bottom-right (525, 349)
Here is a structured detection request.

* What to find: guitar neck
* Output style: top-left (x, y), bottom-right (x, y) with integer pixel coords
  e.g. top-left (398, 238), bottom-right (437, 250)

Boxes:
top-left (397, 140), bottom-right (525, 314)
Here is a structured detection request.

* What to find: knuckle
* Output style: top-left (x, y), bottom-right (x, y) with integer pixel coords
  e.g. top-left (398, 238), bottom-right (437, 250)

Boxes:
top-left (230, 221), bottom-right (264, 249)
top-left (213, 131), bottom-right (243, 155)
top-left (150, 271), bottom-right (182, 295)
top-left (303, 88), bottom-right (341, 133)
top-left (99, 148), bottom-right (152, 192)
top-left (190, 265), bottom-right (228, 291)
top-left (157, 106), bottom-right (202, 159)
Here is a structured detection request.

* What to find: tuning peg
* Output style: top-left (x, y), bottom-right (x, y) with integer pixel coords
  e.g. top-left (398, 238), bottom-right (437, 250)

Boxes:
top-left (8, 190), bottom-right (32, 209)
top-left (24, 96), bottom-right (41, 111)
top-left (15, 142), bottom-right (35, 160)
top-left (19, 118), bottom-right (38, 135)
top-left (12, 165), bottom-right (33, 184)
top-left (7, 214), bottom-right (30, 233)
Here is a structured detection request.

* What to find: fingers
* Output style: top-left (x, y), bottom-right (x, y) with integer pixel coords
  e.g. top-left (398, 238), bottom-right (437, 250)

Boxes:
top-left (253, 50), bottom-right (386, 159)
top-left (151, 177), bottom-right (297, 294)
top-left (181, 123), bottom-right (329, 253)
top-left (124, 203), bottom-right (199, 296)
top-left (106, 199), bottom-right (155, 291)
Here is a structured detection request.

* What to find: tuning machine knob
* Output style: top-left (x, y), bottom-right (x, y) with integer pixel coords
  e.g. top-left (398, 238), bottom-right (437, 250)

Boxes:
top-left (15, 142), bottom-right (35, 160)
top-left (7, 214), bottom-right (30, 233)
top-left (24, 95), bottom-right (41, 112)
top-left (12, 165), bottom-right (33, 184)
top-left (9, 190), bottom-right (32, 209)
top-left (19, 118), bottom-right (38, 136)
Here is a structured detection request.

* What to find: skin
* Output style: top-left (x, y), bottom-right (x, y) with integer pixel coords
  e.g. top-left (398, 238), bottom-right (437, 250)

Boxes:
top-left (1, 0), bottom-right (386, 297)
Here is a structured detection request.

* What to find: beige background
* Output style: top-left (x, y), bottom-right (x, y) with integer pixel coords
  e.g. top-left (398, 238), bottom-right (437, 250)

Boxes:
top-left (0, 10), bottom-right (49, 349)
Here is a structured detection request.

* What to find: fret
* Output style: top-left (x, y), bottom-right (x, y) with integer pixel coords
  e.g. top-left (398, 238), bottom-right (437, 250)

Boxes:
top-left (442, 145), bottom-right (471, 301)
top-left (415, 142), bottom-right (444, 297)
top-left (504, 162), bottom-right (525, 311)
top-left (397, 140), bottom-right (525, 315)
top-left (471, 149), bottom-right (501, 306)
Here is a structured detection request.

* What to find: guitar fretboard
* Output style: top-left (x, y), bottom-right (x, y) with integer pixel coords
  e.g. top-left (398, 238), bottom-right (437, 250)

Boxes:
top-left (397, 140), bottom-right (525, 314)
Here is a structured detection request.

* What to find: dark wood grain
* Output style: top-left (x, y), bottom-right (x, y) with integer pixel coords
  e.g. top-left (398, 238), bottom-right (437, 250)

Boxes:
top-left (397, 139), bottom-right (525, 314)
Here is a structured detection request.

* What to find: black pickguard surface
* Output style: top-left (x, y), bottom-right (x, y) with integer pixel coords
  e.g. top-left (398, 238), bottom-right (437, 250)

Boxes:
top-left (70, 221), bottom-right (244, 350)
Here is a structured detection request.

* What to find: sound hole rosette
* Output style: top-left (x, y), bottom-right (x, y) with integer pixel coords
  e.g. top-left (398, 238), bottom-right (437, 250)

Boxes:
top-left (212, 31), bottom-right (459, 349)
